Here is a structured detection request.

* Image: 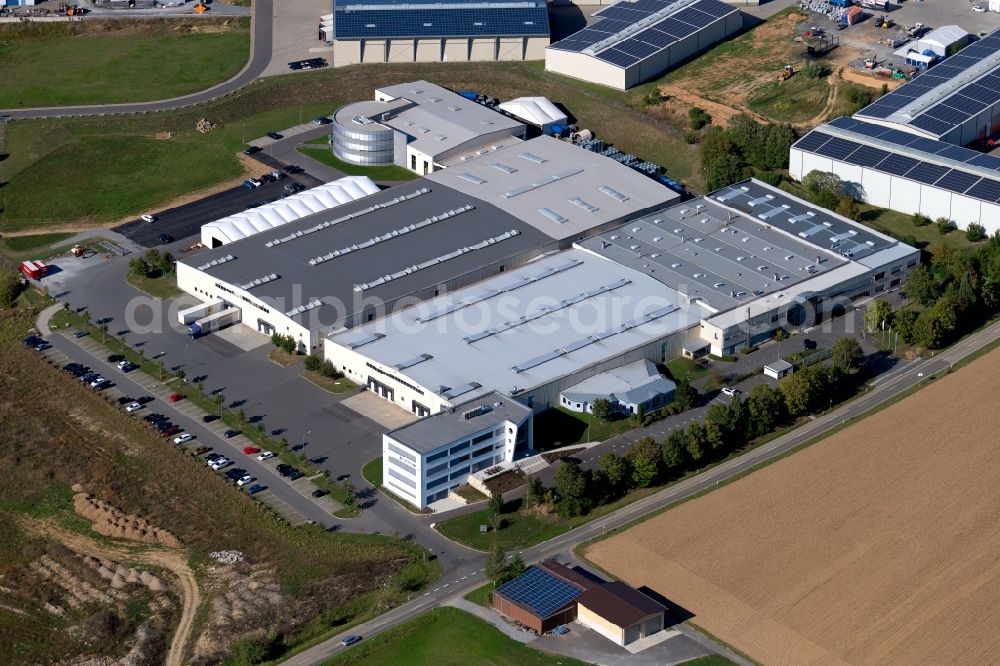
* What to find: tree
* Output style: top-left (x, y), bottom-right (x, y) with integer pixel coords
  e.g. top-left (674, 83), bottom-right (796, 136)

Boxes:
top-left (487, 491), bottom-right (503, 519)
top-left (553, 460), bottom-right (588, 504)
top-left (685, 422), bottom-right (706, 462)
top-left (589, 398), bottom-right (614, 422)
top-left (485, 540), bottom-right (507, 585)
top-left (632, 402), bottom-right (646, 425)
top-left (831, 337), bottom-right (864, 375)
top-left (271, 332), bottom-right (283, 348)
top-left (506, 553), bottom-right (526, 581)
top-left (0, 266), bottom-right (21, 308)
top-left (865, 298), bottom-right (893, 334)
top-left (705, 158), bottom-right (745, 191)
top-left (905, 265), bottom-right (940, 307)
top-left (688, 107), bottom-right (711, 130)
top-left (144, 249), bottom-right (162, 272)
top-left (627, 436), bottom-right (661, 488)
top-left (214, 392), bottom-right (225, 416)
top-left (894, 309), bottom-right (918, 343)
top-left (304, 354), bottom-right (322, 372)
top-left (704, 420), bottom-right (726, 453)
top-left (597, 453), bottom-right (629, 493)
top-left (699, 126), bottom-right (736, 168)
top-left (936, 217), bottom-right (956, 235)
top-left (128, 257), bottom-right (151, 278)
top-left (100, 323), bottom-right (108, 343)
top-left (176, 368), bottom-right (186, 382)
top-left (911, 212), bottom-right (931, 227)
top-left (762, 123), bottom-right (796, 169)
top-left (835, 196), bottom-right (861, 222)
top-left (156, 360), bottom-right (165, 381)
top-left (160, 251), bottom-right (176, 274)
top-left (913, 310), bottom-right (945, 349)
top-left (801, 171), bottom-right (844, 210)
top-left (747, 384), bottom-right (783, 438)
top-left (237, 408), bottom-right (247, 424)
top-left (778, 365), bottom-right (824, 416)
top-left (342, 481), bottom-right (357, 508)
top-left (523, 477), bottom-right (544, 509)
top-left (674, 375), bottom-right (696, 411)
top-left (966, 222), bottom-right (986, 242)
top-left (661, 430), bottom-right (687, 473)
top-left (280, 335), bottom-right (297, 354)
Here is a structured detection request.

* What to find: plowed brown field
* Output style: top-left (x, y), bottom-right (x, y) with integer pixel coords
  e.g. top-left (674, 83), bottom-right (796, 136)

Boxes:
top-left (586, 347), bottom-right (1000, 666)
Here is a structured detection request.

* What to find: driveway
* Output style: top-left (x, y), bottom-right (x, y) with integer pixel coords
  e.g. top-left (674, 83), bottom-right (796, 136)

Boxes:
top-left (262, 0), bottom-right (333, 76)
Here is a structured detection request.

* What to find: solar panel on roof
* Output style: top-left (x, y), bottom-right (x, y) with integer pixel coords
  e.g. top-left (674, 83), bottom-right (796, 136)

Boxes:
top-left (815, 136), bottom-right (859, 160)
top-left (935, 170), bottom-right (981, 194)
top-left (793, 132), bottom-right (830, 152)
top-left (847, 145), bottom-right (891, 167)
top-left (494, 568), bottom-right (583, 619)
top-left (905, 162), bottom-right (949, 185)
top-left (878, 153), bottom-right (921, 175)
top-left (335, 5), bottom-right (549, 39)
top-left (966, 179), bottom-right (1000, 203)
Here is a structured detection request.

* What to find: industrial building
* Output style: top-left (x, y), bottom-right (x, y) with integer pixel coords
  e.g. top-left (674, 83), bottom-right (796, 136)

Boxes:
top-left (325, 0), bottom-right (550, 66)
top-left (559, 359), bottom-right (676, 415)
top-left (325, 179), bottom-right (917, 421)
top-left (894, 25), bottom-right (970, 68)
top-left (178, 135), bottom-right (679, 353)
top-left (855, 29), bottom-right (1000, 145)
top-left (493, 561), bottom-right (667, 646)
top-left (200, 176), bottom-right (378, 248)
top-left (330, 81), bottom-right (526, 174)
top-left (381, 391), bottom-right (532, 506)
top-left (789, 116), bottom-right (1000, 233)
top-left (545, 0), bottom-right (742, 90)
top-left (325, 247), bottom-right (706, 415)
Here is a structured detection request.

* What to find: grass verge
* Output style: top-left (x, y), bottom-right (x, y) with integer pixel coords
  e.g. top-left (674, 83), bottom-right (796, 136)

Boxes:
top-left (124, 272), bottom-right (182, 300)
top-left (0, 232), bottom-right (76, 253)
top-left (301, 369), bottom-right (357, 394)
top-left (319, 607), bottom-right (590, 666)
top-left (297, 146), bottom-right (419, 181)
top-left (463, 581), bottom-right (494, 607)
top-left (268, 347), bottom-right (302, 367)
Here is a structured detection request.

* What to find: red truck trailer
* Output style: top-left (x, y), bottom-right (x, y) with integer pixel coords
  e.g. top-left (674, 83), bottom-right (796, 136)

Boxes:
top-left (20, 260), bottom-right (48, 280)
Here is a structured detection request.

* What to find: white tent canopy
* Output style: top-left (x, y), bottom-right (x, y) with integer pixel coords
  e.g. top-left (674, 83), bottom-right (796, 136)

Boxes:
top-left (201, 176), bottom-right (379, 247)
top-left (497, 96), bottom-right (567, 130)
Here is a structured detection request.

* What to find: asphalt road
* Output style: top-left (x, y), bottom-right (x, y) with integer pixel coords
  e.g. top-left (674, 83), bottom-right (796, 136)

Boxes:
top-left (0, 0), bottom-right (273, 119)
top-left (113, 168), bottom-right (314, 248)
top-left (285, 317), bottom-right (1000, 665)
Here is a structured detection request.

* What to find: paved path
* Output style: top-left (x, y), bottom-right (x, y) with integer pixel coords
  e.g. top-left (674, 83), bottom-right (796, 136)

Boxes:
top-left (0, 0), bottom-right (273, 119)
top-left (446, 598), bottom-right (537, 644)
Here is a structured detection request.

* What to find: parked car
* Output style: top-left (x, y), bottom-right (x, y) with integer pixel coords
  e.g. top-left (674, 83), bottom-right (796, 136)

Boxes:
top-left (266, 131), bottom-right (283, 140)
top-left (224, 430), bottom-right (241, 439)
top-left (162, 426), bottom-right (182, 438)
top-left (224, 468), bottom-right (246, 481)
top-left (202, 414), bottom-right (219, 423)
top-left (311, 489), bottom-right (328, 498)
top-left (246, 483), bottom-right (266, 495)
top-left (169, 393), bottom-right (184, 403)
top-left (34, 341), bottom-right (52, 352)
top-left (173, 433), bottom-right (195, 445)
top-left (340, 635), bottom-right (362, 647)
top-left (107, 354), bottom-right (124, 363)
top-left (22, 335), bottom-right (42, 347)
top-left (210, 457), bottom-right (231, 471)
top-left (237, 475), bottom-right (255, 487)
top-left (721, 387), bottom-right (740, 397)
top-left (261, 173), bottom-right (276, 183)
top-left (803, 338), bottom-right (817, 350)
top-left (72, 329), bottom-right (88, 338)
top-left (141, 214), bottom-right (157, 223)
top-left (92, 379), bottom-right (112, 391)
top-left (205, 453), bottom-right (223, 464)
top-left (242, 446), bottom-right (260, 455)
top-left (257, 451), bottom-right (275, 461)
top-left (136, 396), bottom-right (155, 404)
top-left (155, 421), bottom-right (174, 433)
top-left (283, 164), bottom-right (304, 174)
top-left (117, 396), bottom-right (134, 405)
top-left (974, 4), bottom-right (986, 11)
top-left (125, 402), bottom-right (144, 413)
top-left (79, 372), bottom-right (98, 383)
top-left (120, 361), bottom-right (138, 373)
top-left (244, 146), bottom-right (262, 155)
top-left (158, 233), bottom-right (174, 244)
top-left (312, 117), bottom-right (332, 125)
top-left (283, 183), bottom-right (304, 195)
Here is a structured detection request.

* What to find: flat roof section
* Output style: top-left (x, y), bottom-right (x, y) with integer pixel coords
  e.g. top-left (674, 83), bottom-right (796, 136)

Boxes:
top-left (334, 0), bottom-right (550, 40)
top-left (577, 191), bottom-right (851, 313)
top-left (386, 391), bottom-right (531, 454)
top-left (328, 249), bottom-right (708, 400)
top-left (181, 182), bottom-right (552, 329)
top-left (856, 29), bottom-right (1000, 138)
top-left (427, 135), bottom-right (679, 241)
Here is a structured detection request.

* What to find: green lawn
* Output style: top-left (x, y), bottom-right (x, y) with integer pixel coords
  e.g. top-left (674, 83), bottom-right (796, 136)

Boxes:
top-left (746, 75), bottom-right (831, 124)
top-left (533, 407), bottom-right (633, 449)
top-left (301, 369), bottom-right (358, 394)
top-left (663, 357), bottom-right (709, 383)
top-left (0, 20), bottom-right (250, 108)
top-left (0, 232), bottom-right (75, 253)
top-left (362, 457), bottom-right (383, 488)
top-left (463, 581), bottom-right (494, 607)
top-left (320, 607), bottom-right (591, 666)
top-left (297, 146), bottom-right (419, 181)
top-left (125, 272), bottom-right (182, 299)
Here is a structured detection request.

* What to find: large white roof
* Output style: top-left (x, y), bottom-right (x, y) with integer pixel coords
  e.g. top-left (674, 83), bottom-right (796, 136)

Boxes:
top-left (497, 97), bottom-right (567, 128)
top-left (200, 176), bottom-right (379, 246)
top-left (328, 249), bottom-right (708, 402)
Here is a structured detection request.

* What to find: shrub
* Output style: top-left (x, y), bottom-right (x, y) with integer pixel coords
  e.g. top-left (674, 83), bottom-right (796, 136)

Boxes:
top-left (911, 213), bottom-right (931, 227)
top-left (688, 107), bottom-right (711, 130)
top-left (966, 222), bottom-right (985, 242)
top-left (936, 217), bottom-right (956, 235)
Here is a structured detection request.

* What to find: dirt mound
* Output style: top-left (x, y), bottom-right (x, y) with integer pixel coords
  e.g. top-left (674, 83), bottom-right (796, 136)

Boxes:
top-left (73, 493), bottom-right (183, 548)
top-left (82, 555), bottom-right (168, 593)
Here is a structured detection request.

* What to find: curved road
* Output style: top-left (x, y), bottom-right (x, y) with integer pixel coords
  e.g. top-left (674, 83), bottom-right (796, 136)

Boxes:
top-left (284, 317), bottom-right (1000, 665)
top-left (0, 0), bottom-right (273, 119)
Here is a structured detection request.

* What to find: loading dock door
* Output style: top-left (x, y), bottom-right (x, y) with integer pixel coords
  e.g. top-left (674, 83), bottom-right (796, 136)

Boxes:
top-left (624, 623), bottom-right (641, 645)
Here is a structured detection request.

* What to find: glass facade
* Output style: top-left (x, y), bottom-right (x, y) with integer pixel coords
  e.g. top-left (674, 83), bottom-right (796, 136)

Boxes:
top-left (331, 121), bottom-right (395, 165)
